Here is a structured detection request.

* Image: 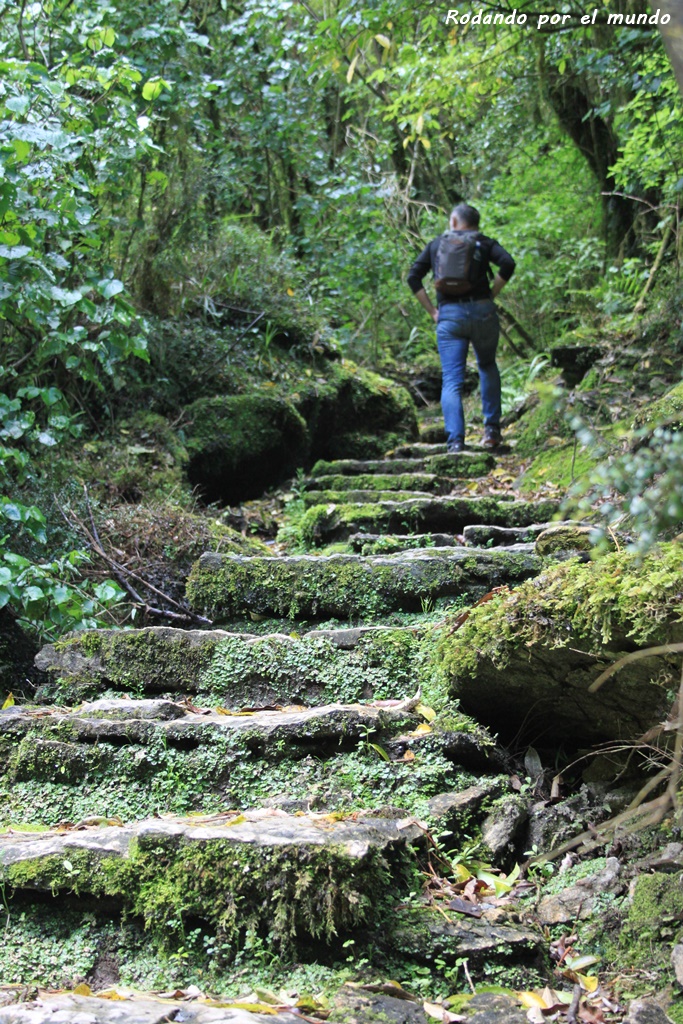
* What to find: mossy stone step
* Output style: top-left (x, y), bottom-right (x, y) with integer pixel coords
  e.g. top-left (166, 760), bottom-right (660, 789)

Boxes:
top-left (0, 993), bottom-right (303, 1023)
top-left (463, 523), bottom-right (557, 546)
top-left (310, 451), bottom-right (495, 478)
top-left (0, 699), bottom-right (416, 760)
top-left (349, 532), bottom-right (457, 553)
top-left (298, 496), bottom-right (560, 545)
top-left (304, 473), bottom-right (453, 495)
top-left (187, 549), bottom-right (543, 621)
top-left (302, 488), bottom-right (435, 506)
top-left (0, 809), bottom-right (423, 952)
top-left (388, 442), bottom-right (449, 458)
top-left (35, 625), bottom-right (428, 707)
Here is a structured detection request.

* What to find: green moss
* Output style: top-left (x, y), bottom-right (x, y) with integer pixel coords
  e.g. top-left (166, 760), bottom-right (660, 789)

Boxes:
top-left (302, 489), bottom-right (435, 507)
top-left (634, 378), bottom-right (683, 429)
top-left (184, 393), bottom-right (309, 503)
top-left (186, 550), bottom-right (542, 622)
top-left (438, 543), bottom-right (683, 681)
top-left (2, 829), bottom-right (419, 956)
top-left (297, 497), bottom-right (559, 547)
top-left (308, 474), bottom-right (448, 494)
top-left (514, 388), bottom-right (573, 458)
top-left (618, 872), bottom-right (683, 974)
top-left (516, 443), bottom-right (599, 493)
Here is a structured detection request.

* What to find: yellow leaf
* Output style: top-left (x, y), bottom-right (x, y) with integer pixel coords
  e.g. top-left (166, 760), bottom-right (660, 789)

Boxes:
top-left (403, 750), bottom-right (416, 762)
top-left (516, 992), bottom-right (546, 1009)
top-left (224, 814), bottom-right (246, 826)
top-left (416, 114), bottom-right (424, 134)
top-left (423, 1002), bottom-right (447, 1021)
top-left (452, 862), bottom-right (472, 883)
top-left (221, 1004), bottom-right (278, 1015)
top-left (374, 33), bottom-right (391, 48)
top-left (346, 54), bottom-right (359, 83)
top-left (2, 693), bottom-right (14, 709)
top-left (403, 135), bottom-right (411, 148)
top-left (95, 990), bottom-right (127, 1000)
top-left (419, 136), bottom-right (431, 150)
top-left (286, 288), bottom-right (295, 296)
top-left (415, 702), bottom-right (436, 722)
top-left (73, 983), bottom-right (92, 996)
top-left (414, 722), bottom-right (432, 734)
top-left (576, 973), bottom-right (599, 992)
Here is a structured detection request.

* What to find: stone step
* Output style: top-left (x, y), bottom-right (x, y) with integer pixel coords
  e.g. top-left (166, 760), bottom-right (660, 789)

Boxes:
top-left (311, 451), bottom-right (495, 478)
top-left (0, 993), bottom-right (304, 1024)
top-left (388, 442), bottom-right (449, 458)
top-left (463, 522), bottom-right (557, 547)
top-left (304, 473), bottom-right (453, 495)
top-left (419, 424), bottom-right (446, 443)
top-left (0, 809), bottom-right (424, 952)
top-left (35, 625), bottom-right (427, 707)
top-left (297, 496), bottom-right (560, 545)
top-left (348, 532), bottom-right (458, 553)
top-left (0, 699), bottom-right (415, 758)
top-left (1, 688), bottom-right (504, 826)
top-left (301, 488), bottom-right (436, 506)
top-left (187, 548), bottom-right (544, 621)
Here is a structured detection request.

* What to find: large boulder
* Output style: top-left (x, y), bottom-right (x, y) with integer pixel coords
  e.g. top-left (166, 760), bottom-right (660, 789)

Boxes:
top-left (184, 394), bottom-right (309, 503)
top-left (438, 546), bottom-right (683, 744)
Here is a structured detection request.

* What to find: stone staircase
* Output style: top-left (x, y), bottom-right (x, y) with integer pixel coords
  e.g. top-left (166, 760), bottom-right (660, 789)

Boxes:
top-left (0, 434), bottom-right (584, 1020)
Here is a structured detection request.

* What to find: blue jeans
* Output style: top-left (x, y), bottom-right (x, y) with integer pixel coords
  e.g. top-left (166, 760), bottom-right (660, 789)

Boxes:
top-left (436, 299), bottom-right (501, 446)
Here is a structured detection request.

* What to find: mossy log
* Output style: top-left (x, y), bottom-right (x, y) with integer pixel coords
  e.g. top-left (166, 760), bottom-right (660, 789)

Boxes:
top-left (186, 549), bottom-right (544, 621)
top-left (299, 497), bottom-right (560, 545)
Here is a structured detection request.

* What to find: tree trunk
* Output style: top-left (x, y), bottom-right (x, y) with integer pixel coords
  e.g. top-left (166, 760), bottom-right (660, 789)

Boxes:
top-left (656, 0), bottom-right (683, 97)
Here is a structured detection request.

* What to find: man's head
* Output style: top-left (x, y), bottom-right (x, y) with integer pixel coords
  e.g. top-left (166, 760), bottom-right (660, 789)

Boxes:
top-left (450, 203), bottom-right (480, 230)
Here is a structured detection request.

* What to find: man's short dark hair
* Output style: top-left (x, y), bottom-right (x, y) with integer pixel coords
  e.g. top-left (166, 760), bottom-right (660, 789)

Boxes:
top-left (451, 203), bottom-right (480, 228)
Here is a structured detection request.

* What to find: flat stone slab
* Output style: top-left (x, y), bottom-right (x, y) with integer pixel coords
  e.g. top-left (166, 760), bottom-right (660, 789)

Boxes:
top-left (304, 473), bottom-right (453, 495)
top-left (349, 532), bottom-right (458, 553)
top-left (0, 994), bottom-right (302, 1024)
top-left (186, 548), bottom-right (544, 620)
top-left (35, 625), bottom-right (427, 706)
top-left (299, 496), bottom-right (560, 545)
top-left (463, 523), bottom-right (557, 547)
top-left (0, 699), bottom-right (416, 753)
top-left (310, 452), bottom-right (495, 478)
top-left (0, 810), bottom-right (423, 950)
top-left (388, 443), bottom-right (449, 458)
top-left (302, 488), bottom-right (438, 507)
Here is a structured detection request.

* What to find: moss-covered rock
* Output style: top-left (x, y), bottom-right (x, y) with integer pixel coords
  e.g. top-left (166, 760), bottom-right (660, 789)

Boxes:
top-left (620, 872), bottom-right (683, 974)
top-left (304, 473), bottom-right (451, 495)
top-left (186, 549), bottom-right (544, 621)
top-left (35, 625), bottom-right (428, 708)
top-left (438, 546), bottom-right (683, 742)
top-left (184, 394), bottom-right (309, 504)
top-left (297, 497), bottom-right (560, 546)
top-left (310, 452), bottom-right (494, 479)
top-left (0, 812), bottom-right (422, 954)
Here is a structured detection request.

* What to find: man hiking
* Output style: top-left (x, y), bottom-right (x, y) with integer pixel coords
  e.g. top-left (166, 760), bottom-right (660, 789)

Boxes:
top-left (407, 203), bottom-right (515, 452)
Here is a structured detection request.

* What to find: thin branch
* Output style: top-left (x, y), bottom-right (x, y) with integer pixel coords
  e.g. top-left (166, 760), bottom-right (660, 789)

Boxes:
top-left (17, 0), bottom-right (29, 59)
top-left (589, 642), bottom-right (683, 693)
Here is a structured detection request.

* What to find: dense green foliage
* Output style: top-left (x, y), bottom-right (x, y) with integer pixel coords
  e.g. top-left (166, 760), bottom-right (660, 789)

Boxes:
top-left (1, 0), bottom-right (683, 635)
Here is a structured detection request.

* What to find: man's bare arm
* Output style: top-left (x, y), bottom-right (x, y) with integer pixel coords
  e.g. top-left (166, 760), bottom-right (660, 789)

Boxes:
top-left (491, 273), bottom-right (507, 300)
top-left (415, 288), bottom-right (438, 323)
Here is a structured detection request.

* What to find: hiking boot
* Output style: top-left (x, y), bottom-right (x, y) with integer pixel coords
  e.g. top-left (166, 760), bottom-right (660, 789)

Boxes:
top-left (481, 428), bottom-right (502, 449)
top-left (447, 440), bottom-right (466, 454)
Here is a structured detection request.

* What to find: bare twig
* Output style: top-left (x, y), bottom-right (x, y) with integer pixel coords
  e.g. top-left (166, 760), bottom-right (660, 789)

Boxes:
top-left (58, 489), bottom-right (213, 627)
top-left (566, 984), bottom-right (581, 1024)
top-left (589, 642), bottom-right (683, 693)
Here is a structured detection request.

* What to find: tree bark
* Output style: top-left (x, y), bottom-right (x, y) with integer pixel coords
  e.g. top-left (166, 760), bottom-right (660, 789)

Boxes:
top-left (656, 0), bottom-right (683, 98)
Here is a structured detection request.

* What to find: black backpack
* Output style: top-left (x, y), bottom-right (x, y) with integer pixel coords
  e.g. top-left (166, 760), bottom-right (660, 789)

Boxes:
top-left (433, 230), bottom-right (486, 296)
